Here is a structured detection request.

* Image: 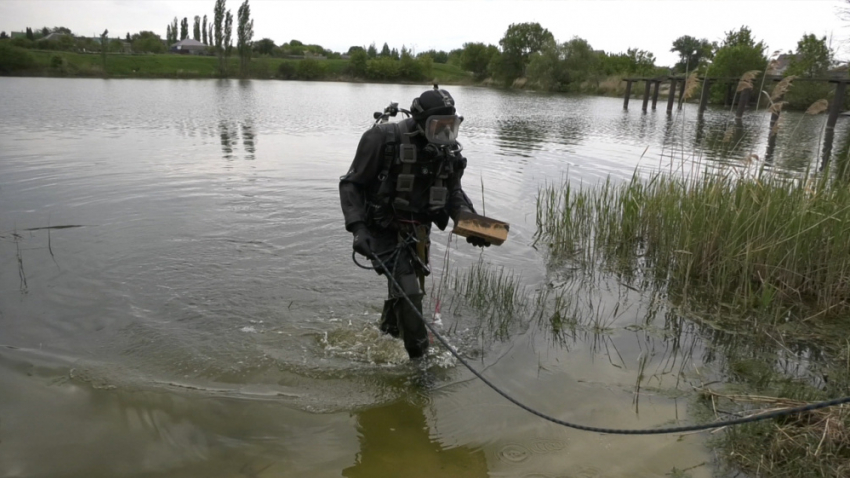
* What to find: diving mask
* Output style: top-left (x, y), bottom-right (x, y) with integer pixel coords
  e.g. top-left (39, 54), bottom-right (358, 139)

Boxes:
top-left (423, 115), bottom-right (463, 145)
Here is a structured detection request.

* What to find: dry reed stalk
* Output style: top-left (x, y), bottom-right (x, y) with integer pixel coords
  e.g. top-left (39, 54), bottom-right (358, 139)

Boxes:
top-left (683, 72), bottom-right (700, 101)
top-left (806, 99), bottom-right (829, 115)
top-left (771, 75), bottom-right (798, 102)
top-left (737, 70), bottom-right (761, 92)
top-left (722, 127), bottom-right (735, 143)
top-left (769, 101), bottom-right (787, 115)
top-left (771, 114), bottom-right (785, 136)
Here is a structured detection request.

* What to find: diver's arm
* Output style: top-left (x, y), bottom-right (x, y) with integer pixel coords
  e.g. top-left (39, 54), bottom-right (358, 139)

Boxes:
top-left (339, 127), bottom-right (386, 232)
top-left (445, 153), bottom-right (476, 223)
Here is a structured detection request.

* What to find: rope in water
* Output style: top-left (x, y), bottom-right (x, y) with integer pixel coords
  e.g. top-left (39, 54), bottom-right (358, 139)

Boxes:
top-left (366, 251), bottom-right (850, 435)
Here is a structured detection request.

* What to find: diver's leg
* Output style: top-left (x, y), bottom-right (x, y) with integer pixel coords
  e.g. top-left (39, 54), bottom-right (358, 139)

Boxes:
top-left (390, 249), bottom-right (428, 359)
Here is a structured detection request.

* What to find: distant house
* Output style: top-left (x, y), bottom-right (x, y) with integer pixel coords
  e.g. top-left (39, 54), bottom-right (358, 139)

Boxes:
top-left (170, 38), bottom-right (207, 55)
top-left (767, 54), bottom-right (796, 76)
top-left (38, 32), bottom-right (70, 42)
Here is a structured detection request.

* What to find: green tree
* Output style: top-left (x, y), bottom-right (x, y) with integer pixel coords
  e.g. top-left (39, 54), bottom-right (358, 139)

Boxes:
top-left (166, 24), bottom-right (173, 45)
top-left (562, 37), bottom-right (600, 87)
top-left (625, 48), bottom-right (656, 75)
top-left (367, 42), bottom-right (377, 58)
top-left (349, 48), bottom-right (368, 77)
top-left (253, 38), bottom-right (275, 56)
top-left (712, 27), bottom-right (766, 77)
top-left (398, 46), bottom-right (422, 80)
top-left (367, 56), bottom-right (399, 79)
top-left (41, 27), bottom-right (49, 37)
top-left (418, 49), bottom-right (448, 63)
top-left (526, 42), bottom-right (564, 91)
top-left (26, 28), bottom-right (34, 41)
top-left (497, 22), bottom-right (554, 85)
top-left (202, 15), bottom-right (208, 44)
top-left (0, 32), bottom-right (8, 40)
top-left (224, 10), bottom-right (234, 67)
top-left (131, 31), bottom-right (165, 53)
top-left (461, 42), bottom-right (499, 80)
top-left (787, 34), bottom-right (831, 77)
top-left (100, 29), bottom-right (108, 73)
top-left (237, 0), bottom-right (253, 75)
top-left (784, 34), bottom-right (833, 110)
top-left (126, 32), bottom-right (131, 42)
top-left (380, 42), bottom-right (390, 57)
top-left (0, 42), bottom-right (35, 73)
top-left (180, 17), bottom-right (188, 40)
top-left (108, 39), bottom-right (123, 52)
top-left (171, 17), bottom-right (178, 43)
top-left (214, 0), bottom-right (226, 74)
top-left (709, 26), bottom-right (767, 101)
top-left (193, 16), bottom-right (201, 41)
top-left (295, 58), bottom-right (324, 80)
top-left (670, 35), bottom-right (714, 73)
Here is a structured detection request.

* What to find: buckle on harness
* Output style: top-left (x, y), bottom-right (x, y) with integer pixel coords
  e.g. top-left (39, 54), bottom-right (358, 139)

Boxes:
top-left (399, 144), bottom-right (417, 163)
top-left (429, 186), bottom-right (447, 207)
top-left (397, 174), bottom-right (415, 192)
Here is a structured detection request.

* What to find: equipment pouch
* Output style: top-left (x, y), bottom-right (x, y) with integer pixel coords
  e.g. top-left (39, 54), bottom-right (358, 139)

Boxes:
top-left (397, 174), bottom-right (415, 192)
top-left (429, 186), bottom-right (447, 208)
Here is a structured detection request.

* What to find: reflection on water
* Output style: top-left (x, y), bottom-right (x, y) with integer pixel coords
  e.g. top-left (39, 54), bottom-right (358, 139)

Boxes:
top-left (343, 395), bottom-right (488, 478)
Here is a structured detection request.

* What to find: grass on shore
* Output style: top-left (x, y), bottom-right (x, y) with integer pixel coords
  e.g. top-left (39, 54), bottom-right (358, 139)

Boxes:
top-left (6, 49), bottom-right (475, 84)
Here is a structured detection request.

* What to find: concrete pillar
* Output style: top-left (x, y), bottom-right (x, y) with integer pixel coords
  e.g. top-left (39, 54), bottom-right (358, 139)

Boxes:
top-left (698, 79), bottom-right (712, 117)
top-left (651, 81), bottom-right (661, 110)
top-left (666, 79), bottom-right (677, 114)
top-left (826, 81), bottom-right (848, 131)
top-left (735, 87), bottom-right (751, 120)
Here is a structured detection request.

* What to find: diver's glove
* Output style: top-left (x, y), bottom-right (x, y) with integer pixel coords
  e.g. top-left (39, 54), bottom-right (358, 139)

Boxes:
top-left (466, 235), bottom-right (491, 248)
top-left (352, 223), bottom-right (375, 257)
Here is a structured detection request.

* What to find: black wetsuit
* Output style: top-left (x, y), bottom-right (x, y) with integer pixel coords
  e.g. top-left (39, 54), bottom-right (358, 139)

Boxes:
top-left (339, 117), bottom-right (475, 358)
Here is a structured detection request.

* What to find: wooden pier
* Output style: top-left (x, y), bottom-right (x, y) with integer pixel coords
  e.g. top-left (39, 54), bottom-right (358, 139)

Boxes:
top-left (622, 75), bottom-right (850, 167)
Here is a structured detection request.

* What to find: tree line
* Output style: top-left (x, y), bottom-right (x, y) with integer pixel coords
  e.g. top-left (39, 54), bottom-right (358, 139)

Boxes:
top-left (0, 15), bottom-right (840, 104)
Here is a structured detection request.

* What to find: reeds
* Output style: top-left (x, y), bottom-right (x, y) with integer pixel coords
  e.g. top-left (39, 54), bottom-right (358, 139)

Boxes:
top-left (737, 70), bottom-right (761, 93)
top-left (700, 388), bottom-right (850, 477)
top-left (534, 169), bottom-right (850, 320)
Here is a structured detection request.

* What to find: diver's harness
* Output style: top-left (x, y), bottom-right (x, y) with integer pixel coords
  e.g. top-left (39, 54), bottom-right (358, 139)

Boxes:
top-left (365, 113), bottom-right (465, 230)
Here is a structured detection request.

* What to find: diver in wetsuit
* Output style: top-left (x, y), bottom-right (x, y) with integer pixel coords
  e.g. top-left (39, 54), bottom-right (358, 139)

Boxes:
top-left (339, 87), bottom-right (489, 359)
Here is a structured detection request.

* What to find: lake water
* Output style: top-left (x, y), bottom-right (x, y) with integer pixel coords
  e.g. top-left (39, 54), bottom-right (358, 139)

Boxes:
top-left (0, 78), bottom-right (843, 477)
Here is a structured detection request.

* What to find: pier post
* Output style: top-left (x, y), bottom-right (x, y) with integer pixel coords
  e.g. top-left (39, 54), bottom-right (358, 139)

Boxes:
top-left (623, 80), bottom-right (633, 110)
top-left (823, 80), bottom-right (848, 169)
top-left (735, 87), bottom-right (751, 120)
top-left (641, 80), bottom-right (651, 112)
top-left (826, 81), bottom-right (847, 131)
top-left (677, 78), bottom-right (686, 110)
top-left (724, 83), bottom-right (734, 107)
top-left (666, 78), bottom-right (677, 114)
top-left (651, 80), bottom-right (661, 110)
top-left (697, 79), bottom-right (713, 117)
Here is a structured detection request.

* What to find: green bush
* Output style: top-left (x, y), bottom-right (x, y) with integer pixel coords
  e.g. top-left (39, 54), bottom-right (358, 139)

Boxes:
top-left (0, 43), bottom-right (36, 73)
top-left (366, 56), bottom-right (399, 80)
top-left (50, 54), bottom-right (63, 68)
top-left (295, 58), bottom-right (324, 80)
top-left (277, 61), bottom-right (295, 79)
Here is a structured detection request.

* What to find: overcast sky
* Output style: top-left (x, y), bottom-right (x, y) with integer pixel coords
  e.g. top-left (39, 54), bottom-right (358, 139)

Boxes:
top-left (2, 0), bottom-right (848, 66)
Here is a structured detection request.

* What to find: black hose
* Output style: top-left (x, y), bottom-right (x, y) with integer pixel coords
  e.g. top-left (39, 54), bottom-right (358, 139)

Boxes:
top-left (366, 251), bottom-right (850, 435)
